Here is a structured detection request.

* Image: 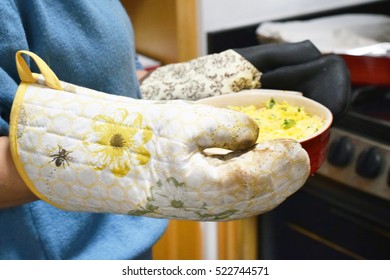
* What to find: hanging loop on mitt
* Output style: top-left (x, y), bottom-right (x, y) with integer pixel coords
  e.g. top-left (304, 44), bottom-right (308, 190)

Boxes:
top-left (15, 50), bottom-right (63, 91)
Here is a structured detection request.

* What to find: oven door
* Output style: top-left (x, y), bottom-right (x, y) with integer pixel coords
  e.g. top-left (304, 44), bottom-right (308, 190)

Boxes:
top-left (257, 175), bottom-right (390, 259)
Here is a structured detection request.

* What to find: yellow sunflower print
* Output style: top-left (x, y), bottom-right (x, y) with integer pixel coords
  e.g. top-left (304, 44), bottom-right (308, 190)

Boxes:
top-left (84, 108), bottom-right (153, 177)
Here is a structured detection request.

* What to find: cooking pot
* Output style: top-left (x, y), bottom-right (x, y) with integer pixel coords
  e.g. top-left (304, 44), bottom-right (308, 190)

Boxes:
top-left (197, 89), bottom-right (333, 175)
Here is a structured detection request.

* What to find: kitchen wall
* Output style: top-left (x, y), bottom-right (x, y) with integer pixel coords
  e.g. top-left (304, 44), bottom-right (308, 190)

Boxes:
top-left (197, 0), bottom-right (384, 54)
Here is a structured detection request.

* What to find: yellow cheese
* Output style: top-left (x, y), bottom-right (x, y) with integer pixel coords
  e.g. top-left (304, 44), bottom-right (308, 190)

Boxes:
top-left (228, 98), bottom-right (324, 142)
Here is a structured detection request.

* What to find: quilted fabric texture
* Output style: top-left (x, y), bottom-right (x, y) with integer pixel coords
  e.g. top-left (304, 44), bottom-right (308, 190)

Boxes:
top-left (10, 51), bottom-right (310, 221)
top-left (140, 49), bottom-right (261, 100)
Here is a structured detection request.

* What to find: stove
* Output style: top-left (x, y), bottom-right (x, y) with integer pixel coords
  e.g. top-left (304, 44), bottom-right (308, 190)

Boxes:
top-left (203, 0), bottom-right (390, 261)
top-left (258, 86), bottom-right (390, 260)
top-left (318, 86), bottom-right (390, 202)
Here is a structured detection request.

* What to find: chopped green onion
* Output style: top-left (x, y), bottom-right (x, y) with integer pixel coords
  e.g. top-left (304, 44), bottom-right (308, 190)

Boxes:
top-left (267, 98), bottom-right (276, 109)
top-left (282, 119), bottom-right (296, 129)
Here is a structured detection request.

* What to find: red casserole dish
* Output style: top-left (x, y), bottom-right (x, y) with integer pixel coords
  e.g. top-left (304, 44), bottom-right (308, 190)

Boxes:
top-left (338, 43), bottom-right (390, 86)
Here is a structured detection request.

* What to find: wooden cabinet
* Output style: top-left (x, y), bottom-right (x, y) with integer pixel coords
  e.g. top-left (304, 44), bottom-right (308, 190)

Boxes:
top-left (218, 218), bottom-right (258, 260)
top-left (122, 0), bottom-right (198, 64)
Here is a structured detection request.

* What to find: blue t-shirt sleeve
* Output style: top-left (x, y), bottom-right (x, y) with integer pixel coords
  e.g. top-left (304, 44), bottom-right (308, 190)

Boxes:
top-left (0, 0), bottom-right (142, 136)
top-left (0, 2), bottom-right (27, 136)
top-left (0, 1), bottom-right (167, 261)
top-left (0, 69), bottom-right (18, 136)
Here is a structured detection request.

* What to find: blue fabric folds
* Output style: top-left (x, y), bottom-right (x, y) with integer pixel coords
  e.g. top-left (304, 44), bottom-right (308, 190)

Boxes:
top-left (0, 0), bottom-right (167, 259)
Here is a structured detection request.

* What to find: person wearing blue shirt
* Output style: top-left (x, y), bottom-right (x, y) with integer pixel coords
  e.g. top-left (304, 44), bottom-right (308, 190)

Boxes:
top-left (0, 0), bottom-right (168, 260)
top-left (0, 0), bottom-right (350, 261)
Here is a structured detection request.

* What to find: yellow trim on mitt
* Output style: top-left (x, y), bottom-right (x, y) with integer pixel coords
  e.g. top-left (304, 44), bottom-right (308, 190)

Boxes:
top-left (10, 51), bottom-right (66, 209)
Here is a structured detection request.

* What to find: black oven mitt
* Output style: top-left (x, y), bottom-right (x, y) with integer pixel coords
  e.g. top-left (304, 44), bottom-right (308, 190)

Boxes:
top-left (141, 40), bottom-right (350, 122)
top-left (234, 40), bottom-right (351, 121)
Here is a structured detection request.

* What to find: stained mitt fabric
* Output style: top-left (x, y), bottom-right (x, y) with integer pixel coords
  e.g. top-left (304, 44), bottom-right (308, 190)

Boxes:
top-left (10, 51), bottom-right (310, 221)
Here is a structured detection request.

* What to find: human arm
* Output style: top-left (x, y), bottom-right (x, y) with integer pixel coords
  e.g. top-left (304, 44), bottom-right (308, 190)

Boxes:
top-left (0, 1), bottom-right (144, 209)
top-left (0, 3), bottom-right (40, 209)
top-left (136, 70), bottom-right (148, 81)
top-left (0, 72), bottom-right (145, 209)
top-left (0, 136), bottom-right (37, 208)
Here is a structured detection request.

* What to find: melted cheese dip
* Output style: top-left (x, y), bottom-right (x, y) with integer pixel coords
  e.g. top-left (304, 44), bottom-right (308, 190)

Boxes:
top-left (228, 98), bottom-right (324, 142)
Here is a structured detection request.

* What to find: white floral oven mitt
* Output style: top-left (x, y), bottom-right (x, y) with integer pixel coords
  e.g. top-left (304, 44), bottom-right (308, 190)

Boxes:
top-left (140, 49), bottom-right (261, 100)
top-left (9, 51), bottom-right (310, 221)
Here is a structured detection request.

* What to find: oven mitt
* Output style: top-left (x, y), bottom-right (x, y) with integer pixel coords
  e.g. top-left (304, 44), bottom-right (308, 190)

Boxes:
top-left (9, 50), bottom-right (310, 221)
top-left (140, 49), bottom-right (261, 100)
top-left (140, 40), bottom-right (350, 121)
top-left (235, 40), bottom-right (351, 121)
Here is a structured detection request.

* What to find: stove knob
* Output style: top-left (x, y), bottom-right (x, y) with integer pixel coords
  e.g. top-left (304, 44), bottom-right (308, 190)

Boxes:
top-left (355, 147), bottom-right (384, 179)
top-left (327, 136), bottom-right (355, 167)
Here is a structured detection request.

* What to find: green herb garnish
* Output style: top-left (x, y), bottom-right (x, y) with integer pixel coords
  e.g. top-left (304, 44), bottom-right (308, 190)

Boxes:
top-left (282, 119), bottom-right (296, 129)
top-left (267, 98), bottom-right (276, 109)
